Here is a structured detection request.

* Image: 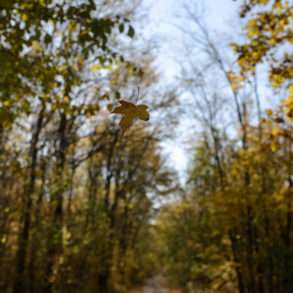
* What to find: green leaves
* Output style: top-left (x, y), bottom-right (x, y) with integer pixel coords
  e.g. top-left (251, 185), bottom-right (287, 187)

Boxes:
top-left (112, 100), bottom-right (150, 131)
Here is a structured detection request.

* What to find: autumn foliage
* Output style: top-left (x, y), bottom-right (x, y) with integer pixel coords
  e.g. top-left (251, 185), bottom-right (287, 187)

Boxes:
top-left (0, 0), bottom-right (292, 293)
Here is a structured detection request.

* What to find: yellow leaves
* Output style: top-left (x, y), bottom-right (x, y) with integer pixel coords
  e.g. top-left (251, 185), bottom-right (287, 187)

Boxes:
top-left (271, 140), bottom-right (278, 152)
top-left (273, 0), bottom-right (283, 10)
top-left (73, 56), bottom-right (84, 71)
top-left (1, 235), bottom-right (7, 244)
top-left (257, 0), bottom-right (270, 5)
top-left (273, 185), bottom-right (291, 206)
top-left (227, 71), bottom-right (244, 92)
top-left (263, 98), bottom-right (292, 152)
top-left (283, 85), bottom-right (293, 120)
top-left (211, 262), bottom-right (234, 291)
top-left (271, 126), bottom-right (281, 136)
top-left (31, 41), bottom-right (42, 53)
top-left (68, 21), bottom-right (77, 33)
top-left (235, 0), bottom-right (292, 93)
top-left (266, 109), bottom-right (273, 117)
top-left (21, 13), bottom-right (28, 22)
top-left (238, 57), bottom-right (251, 74)
top-left (90, 64), bottom-right (112, 72)
top-left (62, 226), bottom-right (71, 246)
top-left (246, 19), bottom-right (259, 38)
top-left (270, 71), bottom-right (285, 88)
top-left (271, 126), bottom-right (282, 151)
top-left (268, 36), bottom-right (278, 45)
top-left (112, 100), bottom-right (150, 131)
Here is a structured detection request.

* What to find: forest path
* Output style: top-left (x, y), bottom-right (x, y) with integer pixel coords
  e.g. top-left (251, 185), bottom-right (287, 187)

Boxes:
top-left (131, 275), bottom-right (180, 293)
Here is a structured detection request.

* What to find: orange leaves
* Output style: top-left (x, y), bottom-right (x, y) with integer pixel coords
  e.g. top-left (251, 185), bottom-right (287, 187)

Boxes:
top-left (111, 100), bottom-right (150, 131)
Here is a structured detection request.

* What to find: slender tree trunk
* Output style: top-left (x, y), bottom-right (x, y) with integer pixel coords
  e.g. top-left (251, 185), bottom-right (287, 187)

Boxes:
top-left (28, 159), bottom-right (47, 293)
top-left (97, 131), bottom-right (120, 293)
top-left (229, 231), bottom-right (245, 293)
top-left (45, 112), bottom-right (67, 293)
top-left (13, 106), bottom-right (45, 293)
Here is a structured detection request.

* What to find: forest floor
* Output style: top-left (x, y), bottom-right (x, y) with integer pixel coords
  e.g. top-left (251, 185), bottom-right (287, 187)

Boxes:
top-left (130, 275), bottom-right (180, 293)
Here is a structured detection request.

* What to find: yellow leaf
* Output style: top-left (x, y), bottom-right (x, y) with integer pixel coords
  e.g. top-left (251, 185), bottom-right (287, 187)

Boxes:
top-left (68, 21), bottom-right (77, 33)
top-left (258, 0), bottom-right (269, 4)
top-left (119, 116), bottom-right (134, 131)
top-left (136, 105), bottom-right (150, 121)
top-left (112, 100), bottom-right (150, 131)
top-left (271, 140), bottom-right (277, 152)
top-left (266, 109), bottom-right (273, 117)
top-left (21, 13), bottom-right (28, 22)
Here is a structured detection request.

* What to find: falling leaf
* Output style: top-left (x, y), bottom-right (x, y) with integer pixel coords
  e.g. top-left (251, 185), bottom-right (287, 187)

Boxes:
top-left (112, 100), bottom-right (150, 131)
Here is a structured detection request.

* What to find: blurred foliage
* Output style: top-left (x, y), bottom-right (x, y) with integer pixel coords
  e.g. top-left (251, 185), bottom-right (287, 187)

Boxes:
top-left (155, 1), bottom-right (293, 292)
top-left (0, 0), bottom-right (292, 293)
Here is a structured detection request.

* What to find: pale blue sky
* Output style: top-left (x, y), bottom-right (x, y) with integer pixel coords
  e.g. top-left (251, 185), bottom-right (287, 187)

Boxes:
top-left (144, 0), bottom-right (240, 180)
top-left (148, 0), bottom-right (239, 30)
top-left (141, 0), bottom-right (292, 182)
top-left (146, 0), bottom-right (240, 77)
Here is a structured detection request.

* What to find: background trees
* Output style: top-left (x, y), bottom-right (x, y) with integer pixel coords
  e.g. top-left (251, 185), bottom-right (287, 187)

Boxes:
top-left (157, 0), bottom-right (292, 292)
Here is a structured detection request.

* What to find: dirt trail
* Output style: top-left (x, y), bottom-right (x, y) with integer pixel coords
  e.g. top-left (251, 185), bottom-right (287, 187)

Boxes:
top-left (141, 275), bottom-right (169, 293)
top-left (131, 275), bottom-right (179, 293)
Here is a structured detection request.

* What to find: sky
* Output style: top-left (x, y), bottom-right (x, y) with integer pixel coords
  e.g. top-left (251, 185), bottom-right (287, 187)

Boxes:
top-left (148, 0), bottom-right (239, 30)
top-left (144, 0), bottom-right (240, 181)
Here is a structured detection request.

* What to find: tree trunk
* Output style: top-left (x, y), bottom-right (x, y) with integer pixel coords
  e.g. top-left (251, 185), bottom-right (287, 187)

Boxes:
top-left (13, 106), bottom-right (45, 293)
top-left (45, 112), bottom-right (67, 292)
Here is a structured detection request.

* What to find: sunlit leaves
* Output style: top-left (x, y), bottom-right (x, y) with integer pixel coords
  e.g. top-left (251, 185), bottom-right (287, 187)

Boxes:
top-left (232, 0), bottom-right (293, 153)
top-left (233, 0), bottom-right (292, 84)
top-left (90, 64), bottom-right (113, 72)
top-left (227, 71), bottom-right (244, 92)
top-left (283, 89), bottom-right (293, 120)
top-left (112, 100), bottom-right (150, 131)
